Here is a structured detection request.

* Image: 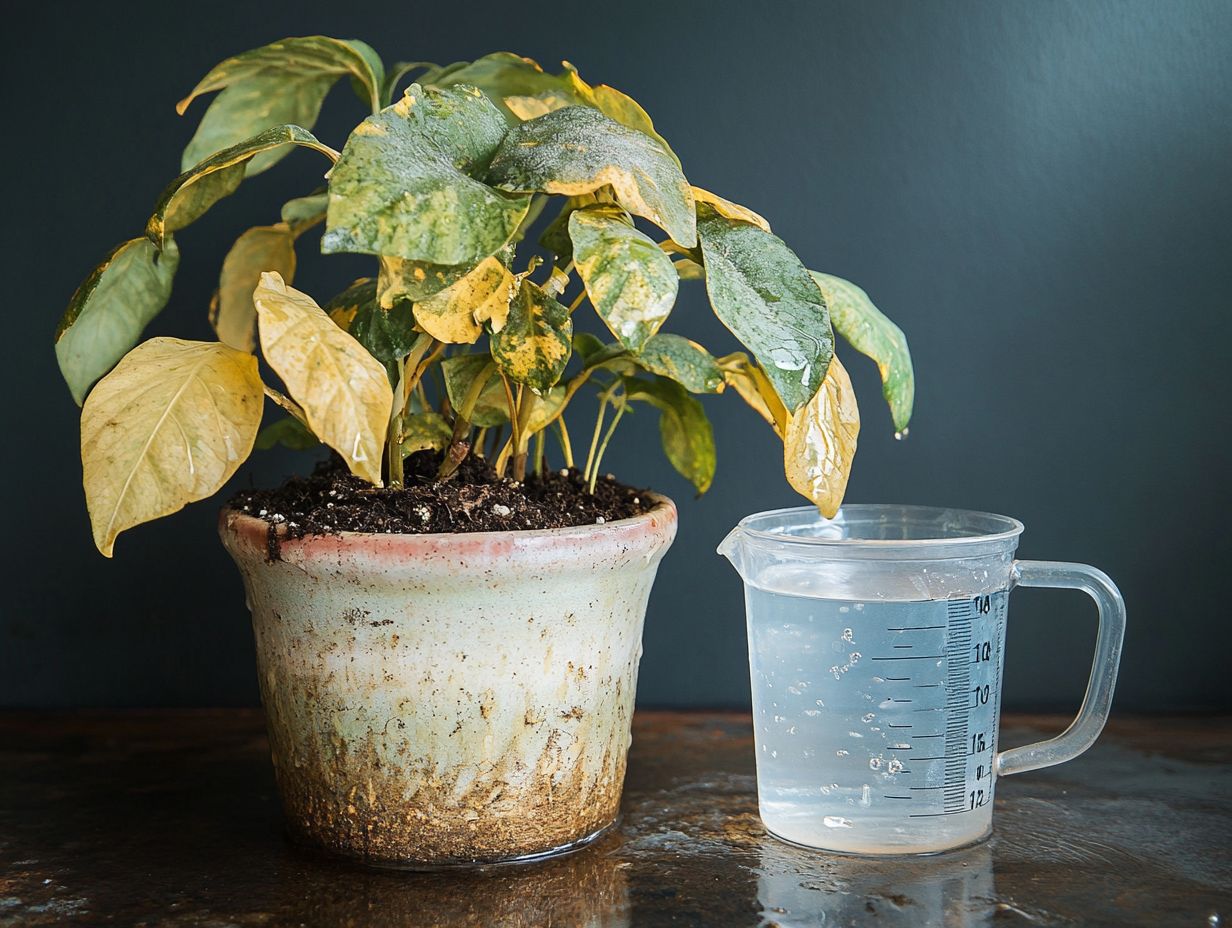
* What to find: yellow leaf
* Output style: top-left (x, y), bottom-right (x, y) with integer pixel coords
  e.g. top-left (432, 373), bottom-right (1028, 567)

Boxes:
top-left (784, 356), bottom-right (860, 518)
top-left (719, 352), bottom-right (787, 435)
top-left (253, 272), bottom-right (393, 485)
top-left (81, 338), bottom-right (263, 557)
top-left (211, 224), bottom-right (297, 352)
top-left (691, 187), bottom-right (771, 232)
top-left (413, 256), bottom-right (516, 343)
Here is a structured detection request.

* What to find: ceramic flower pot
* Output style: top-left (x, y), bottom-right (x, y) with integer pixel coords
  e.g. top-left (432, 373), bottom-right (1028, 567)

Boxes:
top-left (219, 496), bottom-right (676, 868)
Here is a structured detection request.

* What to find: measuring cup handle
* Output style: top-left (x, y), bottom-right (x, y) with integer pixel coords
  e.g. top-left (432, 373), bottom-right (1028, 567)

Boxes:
top-left (994, 560), bottom-right (1127, 778)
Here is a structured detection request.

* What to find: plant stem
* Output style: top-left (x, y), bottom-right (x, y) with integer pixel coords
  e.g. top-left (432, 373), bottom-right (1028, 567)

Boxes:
top-left (502, 378), bottom-right (521, 480)
top-left (387, 356), bottom-right (407, 488)
top-left (473, 427), bottom-right (488, 458)
top-left (583, 395), bottom-right (610, 486)
top-left (512, 389), bottom-right (537, 482)
top-left (438, 360), bottom-right (495, 479)
top-left (588, 395), bottom-right (627, 493)
top-left (533, 427), bottom-right (546, 477)
top-left (568, 289), bottom-right (588, 313)
top-left (556, 419), bottom-right (574, 469)
top-left (262, 385), bottom-right (309, 427)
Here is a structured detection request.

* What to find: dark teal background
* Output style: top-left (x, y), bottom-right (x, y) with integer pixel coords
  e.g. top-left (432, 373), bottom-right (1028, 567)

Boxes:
top-left (3, 0), bottom-right (1229, 710)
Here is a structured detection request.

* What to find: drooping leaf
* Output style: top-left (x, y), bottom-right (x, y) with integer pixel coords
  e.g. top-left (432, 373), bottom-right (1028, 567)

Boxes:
top-left (569, 205), bottom-right (678, 352)
top-left (281, 192), bottom-right (328, 224)
top-left (55, 237), bottom-right (180, 405)
top-left (625, 376), bottom-right (716, 494)
top-left (400, 411), bottom-right (453, 455)
top-left (490, 280), bottom-right (573, 393)
top-left (211, 224), bottom-right (296, 352)
top-left (177, 37), bottom-right (383, 175)
top-left (256, 416), bottom-right (320, 451)
top-left (719, 351), bottom-right (787, 436)
top-left (784, 355), bottom-right (859, 518)
top-left (809, 271), bottom-right (914, 433)
top-left (253, 272), bottom-right (392, 485)
top-left (80, 338), bottom-right (263, 556)
top-left (636, 333), bottom-right (723, 393)
top-left (322, 84), bottom-right (531, 265)
top-left (486, 106), bottom-right (696, 247)
top-left (413, 255), bottom-right (516, 344)
top-left (442, 354), bottom-right (509, 427)
top-left (147, 125), bottom-right (336, 247)
top-left (697, 207), bottom-right (833, 412)
top-left (691, 186), bottom-right (770, 232)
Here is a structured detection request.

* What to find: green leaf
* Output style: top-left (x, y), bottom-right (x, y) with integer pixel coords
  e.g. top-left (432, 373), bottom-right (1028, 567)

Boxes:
top-left (323, 83), bottom-right (531, 265)
top-left (486, 106), bottom-right (696, 247)
top-left (322, 278), bottom-right (418, 374)
top-left (442, 354), bottom-right (510, 427)
top-left (810, 271), bottom-right (914, 433)
top-left (697, 207), bottom-right (833, 412)
top-left (281, 192), bottom-right (328, 224)
top-left (490, 280), bottom-right (573, 393)
top-left (400, 411), bottom-right (453, 455)
top-left (177, 36), bottom-right (383, 175)
top-left (55, 237), bottom-right (180, 405)
top-left (624, 376), bottom-right (716, 494)
top-left (81, 338), bottom-right (263, 556)
top-left (147, 125), bottom-right (337, 248)
top-left (256, 416), bottom-right (320, 451)
top-left (636, 333), bottom-right (723, 393)
top-left (569, 205), bottom-right (678, 352)
top-left (572, 331), bottom-right (607, 364)
top-left (211, 224), bottom-right (296, 352)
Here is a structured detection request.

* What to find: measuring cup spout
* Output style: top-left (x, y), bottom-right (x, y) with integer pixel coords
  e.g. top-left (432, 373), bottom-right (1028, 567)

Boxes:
top-left (717, 526), bottom-right (749, 578)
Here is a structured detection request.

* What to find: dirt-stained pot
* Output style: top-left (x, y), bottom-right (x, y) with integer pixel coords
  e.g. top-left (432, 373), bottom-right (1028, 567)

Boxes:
top-left (219, 496), bottom-right (676, 868)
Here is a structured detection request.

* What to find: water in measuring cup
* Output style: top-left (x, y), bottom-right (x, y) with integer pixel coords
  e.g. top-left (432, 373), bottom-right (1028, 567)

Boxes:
top-left (747, 565), bottom-right (1008, 855)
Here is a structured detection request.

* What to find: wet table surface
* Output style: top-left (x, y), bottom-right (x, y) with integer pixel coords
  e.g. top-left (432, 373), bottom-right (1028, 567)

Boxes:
top-left (0, 711), bottom-right (1228, 927)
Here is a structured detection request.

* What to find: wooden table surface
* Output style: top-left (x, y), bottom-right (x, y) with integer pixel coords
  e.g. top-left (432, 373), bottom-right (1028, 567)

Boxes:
top-left (0, 710), bottom-right (1228, 927)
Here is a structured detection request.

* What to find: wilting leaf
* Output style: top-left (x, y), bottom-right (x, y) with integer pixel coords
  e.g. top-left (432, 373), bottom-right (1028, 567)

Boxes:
top-left (569, 205), bottom-right (678, 352)
top-left (719, 351), bottom-right (787, 436)
top-left (81, 338), bottom-right (263, 556)
top-left (281, 192), bottom-right (328, 224)
top-left (255, 416), bottom-right (319, 451)
top-left (442, 354), bottom-right (509, 427)
top-left (625, 376), bottom-right (716, 494)
top-left (784, 355), bottom-right (860, 518)
top-left (148, 125), bottom-right (336, 247)
top-left (211, 224), bottom-right (296, 352)
top-left (178, 37), bottom-right (383, 175)
top-left (487, 106), bottom-right (696, 247)
top-left (697, 207), bottom-right (833, 412)
top-left (55, 237), bottom-right (180, 405)
top-left (636, 334), bottom-right (723, 393)
top-left (323, 84), bottom-right (531, 265)
top-left (400, 411), bottom-right (452, 455)
top-left (810, 271), bottom-right (914, 433)
top-left (691, 186), bottom-right (770, 232)
top-left (253, 272), bottom-right (392, 485)
top-left (413, 256), bottom-right (516, 343)
top-left (490, 280), bottom-right (573, 393)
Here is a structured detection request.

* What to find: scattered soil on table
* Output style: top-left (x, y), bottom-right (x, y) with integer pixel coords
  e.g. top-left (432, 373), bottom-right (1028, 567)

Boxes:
top-left (230, 451), bottom-right (654, 557)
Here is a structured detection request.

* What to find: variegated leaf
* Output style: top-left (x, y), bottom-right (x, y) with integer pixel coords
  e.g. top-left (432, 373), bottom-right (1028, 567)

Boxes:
top-left (624, 376), bottom-right (716, 494)
top-left (489, 280), bottom-right (573, 393)
top-left (636, 333), bottom-right (723, 393)
top-left (413, 255), bottom-right (516, 343)
top-left (784, 355), bottom-right (860, 518)
top-left (211, 224), bottom-right (296, 352)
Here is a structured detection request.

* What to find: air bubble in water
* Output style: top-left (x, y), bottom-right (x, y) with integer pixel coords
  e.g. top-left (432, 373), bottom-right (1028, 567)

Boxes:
top-left (862, 713), bottom-right (876, 723)
top-left (841, 628), bottom-right (854, 643)
top-left (888, 758), bottom-right (904, 774)
top-left (869, 757), bottom-right (883, 771)
top-left (849, 651), bottom-right (861, 664)
top-left (860, 784), bottom-right (872, 807)
top-left (787, 685), bottom-right (802, 696)
top-left (816, 699), bottom-right (825, 707)
top-left (823, 816), bottom-right (853, 829)
top-left (848, 730), bottom-right (864, 739)
top-left (774, 715), bottom-right (786, 723)
top-left (804, 709), bottom-right (821, 717)
top-left (839, 605), bottom-right (850, 614)
top-left (836, 749), bottom-right (849, 757)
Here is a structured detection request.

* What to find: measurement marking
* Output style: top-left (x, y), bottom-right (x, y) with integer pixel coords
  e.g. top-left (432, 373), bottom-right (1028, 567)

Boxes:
top-left (886, 698), bottom-right (913, 704)
top-left (883, 795), bottom-right (913, 800)
top-left (887, 625), bottom-right (945, 631)
top-left (915, 683), bottom-right (942, 688)
top-left (893, 644), bottom-right (914, 649)
top-left (871, 655), bottom-right (945, 661)
top-left (911, 733), bottom-right (943, 739)
top-left (909, 785), bottom-right (943, 791)
top-left (887, 723), bottom-right (912, 729)
top-left (885, 676), bottom-right (911, 682)
top-left (912, 706), bottom-right (946, 713)
top-left (909, 810), bottom-right (966, 818)
top-left (912, 756), bottom-right (946, 761)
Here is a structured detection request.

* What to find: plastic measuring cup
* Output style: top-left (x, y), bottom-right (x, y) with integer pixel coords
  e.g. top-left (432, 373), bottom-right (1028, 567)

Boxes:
top-left (718, 505), bottom-right (1126, 855)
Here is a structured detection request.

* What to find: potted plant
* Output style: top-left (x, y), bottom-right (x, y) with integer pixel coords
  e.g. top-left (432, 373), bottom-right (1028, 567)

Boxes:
top-left (55, 38), bottom-right (914, 867)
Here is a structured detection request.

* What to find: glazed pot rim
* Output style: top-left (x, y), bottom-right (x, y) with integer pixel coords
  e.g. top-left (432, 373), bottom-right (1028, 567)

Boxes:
top-left (219, 491), bottom-right (677, 567)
